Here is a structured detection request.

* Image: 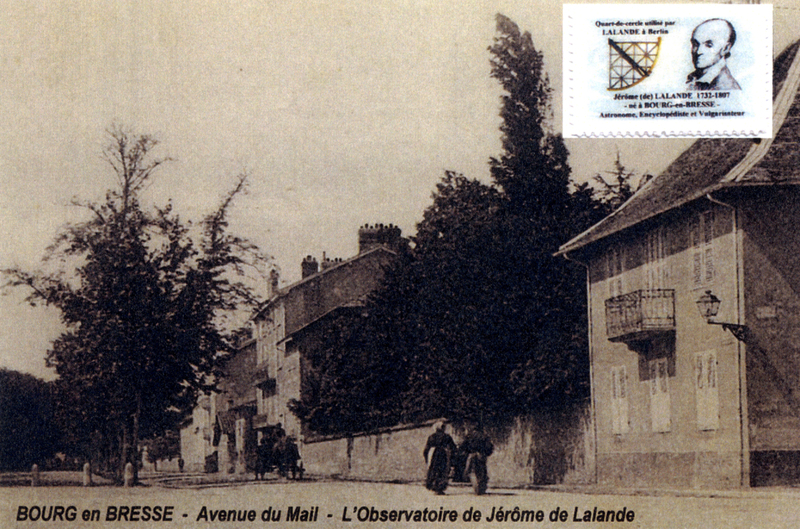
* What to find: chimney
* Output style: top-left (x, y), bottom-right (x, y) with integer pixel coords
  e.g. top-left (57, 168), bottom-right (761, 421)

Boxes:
top-left (321, 255), bottom-right (343, 271)
top-left (358, 223), bottom-right (403, 253)
top-left (267, 269), bottom-right (280, 297)
top-left (301, 255), bottom-right (318, 278)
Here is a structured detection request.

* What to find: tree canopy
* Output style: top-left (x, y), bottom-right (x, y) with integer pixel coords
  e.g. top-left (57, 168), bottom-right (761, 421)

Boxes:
top-left (292, 15), bottom-right (615, 434)
top-left (4, 126), bottom-right (268, 481)
top-left (591, 152), bottom-right (653, 211)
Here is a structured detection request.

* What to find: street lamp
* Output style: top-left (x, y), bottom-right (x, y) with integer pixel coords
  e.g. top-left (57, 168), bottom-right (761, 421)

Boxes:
top-left (695, 290), bottom-right (748, 342)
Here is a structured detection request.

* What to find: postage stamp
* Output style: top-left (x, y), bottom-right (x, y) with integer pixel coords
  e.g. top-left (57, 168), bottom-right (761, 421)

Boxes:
top-left (563, 4), bottom-right (772, 138)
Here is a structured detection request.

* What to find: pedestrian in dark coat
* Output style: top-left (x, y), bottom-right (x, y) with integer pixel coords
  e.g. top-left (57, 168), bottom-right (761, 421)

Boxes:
top-left (273, 431), bottom-right (289, 478)
top-left (283, 436), bottom-right (301, 479)
top-left (256, 438), bottom-right (269, 480)
top-left (423, 421), bottom-right (456, 495)
top-left (461, 424), bottom-right (494, 495)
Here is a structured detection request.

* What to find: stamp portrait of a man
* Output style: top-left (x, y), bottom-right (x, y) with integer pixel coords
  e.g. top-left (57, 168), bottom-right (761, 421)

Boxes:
top-left (686, 18), bottom-right (741, 91)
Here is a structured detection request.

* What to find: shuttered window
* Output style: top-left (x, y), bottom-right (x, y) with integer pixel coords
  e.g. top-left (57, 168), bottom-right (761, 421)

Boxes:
top-left (235, 418), bottom-right (246, 453)
top-left (696, 350), bottom-right (719, 430)
top-left (649, 357), bottom-right (671, 432)
top-left (691, 211), bottom-right (715, 288)
top-left (611, 366), bottom-right (630, 434)
top-left (645, 226), bottom-right (666, 291)
top-left (607, 245), bottom-right (624, 297)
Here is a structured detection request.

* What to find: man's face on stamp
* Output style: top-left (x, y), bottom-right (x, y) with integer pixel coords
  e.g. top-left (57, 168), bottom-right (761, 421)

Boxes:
top-left (691, 19), bottom-right (734, 71)
top-left (687, 18), bottom-right (740, 91)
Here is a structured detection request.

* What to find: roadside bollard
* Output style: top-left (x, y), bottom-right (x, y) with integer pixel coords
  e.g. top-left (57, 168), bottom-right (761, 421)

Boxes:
top-left (31, 464), bottom-right (39, 487)
top-left (83, 462), bottom-right (92, 487)
top-left (124, 462), bottom-right (134, 487)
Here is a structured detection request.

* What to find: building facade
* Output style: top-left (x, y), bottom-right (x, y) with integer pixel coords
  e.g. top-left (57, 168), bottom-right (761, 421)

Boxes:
top-left (181, 224), bottom-right (403, 473)
top-left (179, 339), bottom-right (258, 474)
top-left (559, 41), bottom-right (800, 488)
top-left (251, 225), bottom-right (402, 442)
top-left (179, 393), bottom-right (216, 473)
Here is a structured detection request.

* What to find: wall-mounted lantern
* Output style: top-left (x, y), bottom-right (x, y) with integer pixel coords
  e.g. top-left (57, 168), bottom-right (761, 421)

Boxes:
top-left (695, 290), bottom-right (748, 343)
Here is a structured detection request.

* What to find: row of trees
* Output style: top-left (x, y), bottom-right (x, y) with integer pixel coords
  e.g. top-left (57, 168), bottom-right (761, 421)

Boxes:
top-left (0, 369), bottom-right (59, 471)
top-left (290, 15), bottom-right (641, 438)
top-left (4, 127), bottom-right (269, 482)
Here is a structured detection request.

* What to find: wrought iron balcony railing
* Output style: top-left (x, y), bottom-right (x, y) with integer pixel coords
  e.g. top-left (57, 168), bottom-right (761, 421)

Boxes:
top-left (605, 289), bottom-right (675, 342)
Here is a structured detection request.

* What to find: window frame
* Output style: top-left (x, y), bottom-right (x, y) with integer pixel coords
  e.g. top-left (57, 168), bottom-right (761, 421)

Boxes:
top-left (695, 350), bottom-right (720, 431)
top-left (649, 357), bottom-right (671, 433)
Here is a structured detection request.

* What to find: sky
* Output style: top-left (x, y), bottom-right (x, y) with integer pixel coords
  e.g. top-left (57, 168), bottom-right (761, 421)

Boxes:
top-left (1, 0), bottom-right (796, 380)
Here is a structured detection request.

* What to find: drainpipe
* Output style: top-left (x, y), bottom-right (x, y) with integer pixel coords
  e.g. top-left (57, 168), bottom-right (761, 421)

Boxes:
top-left (705, 192), bottom-right (749, 488)
top-left (563, 251), bottom-right (598, 485)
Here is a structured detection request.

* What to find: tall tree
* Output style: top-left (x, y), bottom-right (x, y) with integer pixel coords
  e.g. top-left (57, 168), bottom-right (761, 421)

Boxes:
top-left (290, 16), bottom-right (639, 444)
top-left (592, 152), bottom-right (653, 211)
top-left (489, 13), bottom-right (571, 235)
top-left (486, 14), bottom-right (590, 411)
top-left (4, 126), bottom-right (267, 482)
top-left (290, 16), bottom-right (602, 436)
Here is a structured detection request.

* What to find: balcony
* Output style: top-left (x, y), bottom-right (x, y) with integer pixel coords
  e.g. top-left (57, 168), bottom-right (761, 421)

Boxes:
top-left (605, 289), bottom-right (675, 342)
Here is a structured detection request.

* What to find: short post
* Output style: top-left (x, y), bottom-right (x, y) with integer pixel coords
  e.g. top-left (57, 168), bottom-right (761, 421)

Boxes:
top-left (124, 462), bottom-right (134, 487)
top-left (83, 462), bottom-right (92, 487)
top-left (31, 464), bottom-right (39, 487)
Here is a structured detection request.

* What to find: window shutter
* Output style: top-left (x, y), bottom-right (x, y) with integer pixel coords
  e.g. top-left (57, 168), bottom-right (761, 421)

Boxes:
top-left (650, 358), bottom-right (671, 432)
top-left (696, 350), bottom-right (719, 430)
top-left (611, 366), bottom-right (629, 434)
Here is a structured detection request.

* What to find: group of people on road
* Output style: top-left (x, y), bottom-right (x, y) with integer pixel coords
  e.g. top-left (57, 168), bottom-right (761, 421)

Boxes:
top-left (256, 425), bottom-right (303, 480)
top-left (423, 421), bottom-right (493, 496)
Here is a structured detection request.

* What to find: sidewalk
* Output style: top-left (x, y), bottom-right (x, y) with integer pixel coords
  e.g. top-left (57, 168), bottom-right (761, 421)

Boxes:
top-left (525, 482), bottom-right (800, 500)
top-left (0, 471), bottom-right (114, 487)
top-left (139, 470), bottom-right (313, 489)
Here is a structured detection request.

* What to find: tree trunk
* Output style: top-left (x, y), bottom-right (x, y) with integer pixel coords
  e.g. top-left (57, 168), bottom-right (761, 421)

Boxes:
top-left (132, 392), bottom-right (141, 485)
top-left (119, 424), bottom-right (128, 484)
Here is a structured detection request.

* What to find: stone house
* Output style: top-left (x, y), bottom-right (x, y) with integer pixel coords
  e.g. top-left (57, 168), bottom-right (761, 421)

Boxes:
top-left (558, 41), bottom-right (800, 488)
top-left (178, 338), bottom-right (258, 474)
top-left (252, 224), bottom-right (403, 442)
top-left (180, 224), bottom-right (403, 473)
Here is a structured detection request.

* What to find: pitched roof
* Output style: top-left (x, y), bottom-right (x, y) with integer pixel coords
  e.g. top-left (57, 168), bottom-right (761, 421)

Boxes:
top-left (255, 244), bottom-right (397, 341)
top-left (255, 245), bottom-right (396, 319)
top-left (559, 40), bottom-right (800, 256)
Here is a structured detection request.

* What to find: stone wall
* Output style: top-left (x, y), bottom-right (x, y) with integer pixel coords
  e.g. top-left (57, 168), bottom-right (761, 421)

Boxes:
top-left (302, 420), bottom-right (436, 482)
top-left (301, 408), bottom-right (594, 487)
top-left (488, 408), bottom-right (595, 487)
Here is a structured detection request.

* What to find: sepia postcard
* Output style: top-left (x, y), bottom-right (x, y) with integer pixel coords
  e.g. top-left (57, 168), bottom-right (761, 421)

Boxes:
top-left (2, 1), bottom-right (800, 528)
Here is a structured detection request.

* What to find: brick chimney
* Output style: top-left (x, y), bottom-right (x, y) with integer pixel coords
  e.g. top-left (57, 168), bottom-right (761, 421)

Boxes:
top-left (358, 223), bottom-right (403, 253)
top-left (267, 269), bottom-right (279, 297)
top-left (320, 253), bottom-right (343, 271)
top-left (301, 255), bottom-right (318, 278)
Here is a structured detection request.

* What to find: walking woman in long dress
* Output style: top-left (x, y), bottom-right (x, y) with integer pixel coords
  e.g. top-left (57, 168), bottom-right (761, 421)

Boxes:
top-left (423, 422), bottom-right (456, 495)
